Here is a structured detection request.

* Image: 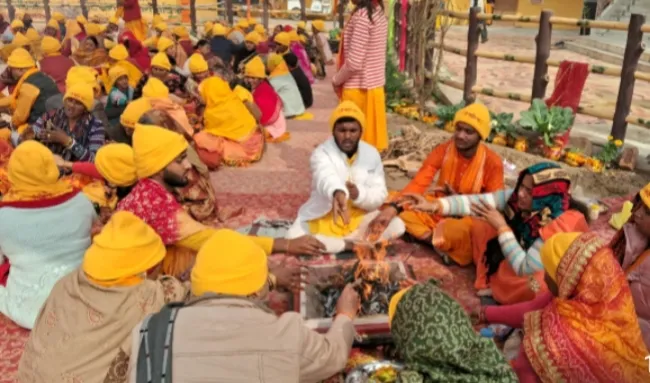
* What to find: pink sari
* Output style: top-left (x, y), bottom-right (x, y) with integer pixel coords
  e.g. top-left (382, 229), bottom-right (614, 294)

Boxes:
top-left (252, 81), bottom-right (287, 139)
top-left (290, 42), bottom-right (314, 84)
top-left (119, 31), bottom-right (151, 71)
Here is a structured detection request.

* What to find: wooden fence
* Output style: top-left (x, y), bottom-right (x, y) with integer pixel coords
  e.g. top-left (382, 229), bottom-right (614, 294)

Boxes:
top-left (395, 6), bottom-right (649, 141)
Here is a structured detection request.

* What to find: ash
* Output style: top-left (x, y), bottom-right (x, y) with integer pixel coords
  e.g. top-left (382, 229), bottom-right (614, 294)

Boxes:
top-left (319, 280), bottom-right (401, 318)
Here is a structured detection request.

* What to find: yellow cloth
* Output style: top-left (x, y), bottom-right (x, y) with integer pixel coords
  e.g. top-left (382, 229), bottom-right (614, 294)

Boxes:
top-left (104, 39), bottom-right (116, 49)
top-left (267, 53), bottom-right (285, 74)
top-left (7, 47), bottom-right (35, 68)
top-left (173, 26), bottom-right (189, 38)
top-left (66, 66), bottom-right (100, 91)
top-left (82, 211), bottom-right (166, 284)
top-left (125, 19), bottom-right (148, 42)
top-left (299, 35), bottom-right (307, 44)
top-left (46, 19), bottom-right (59, 30)
top-left (132, 124), bottom-right (189, 179)
top-left (41, 36), bottom-right (61, 55)
top-left (12, 33), bottom-right (30, 48)
top-left (609, 201), bottom-right (634, 230)
top-left (64, 83), bottom-right (94, 111)
top-left (85, 23), bottom-right (102, 37)
top-left (204, 21), bottom-right (215, 35)
top-left (157, 36), bottom-right (174, 53)
top-left (641, 182), bottom-right (650, 208)
top-left (111, 60), bottom-right (143, 88)
top-left (247, 17), bottom-right (257, 26)
top-left (121, 98), bottom-right (152, 129)
top-left (329, 100), bottom-right (366, 131)
top-left (153, 14), bottom-right (165, 26)
top-left (245, 32), bottom-right (261, 45)
top-left (109, 15), bottom-right (120, 25)
top-left (108, 65), bottom-right (129, 91)
top-left (341, 87), bottom-right (388, 151)
top-left (212, 23), bottom-right (226, 36)
top-left (2, 141), bottom-right (73, 202)
top-left (96, 143), bottom-right (137, 187)
top-left (188, 53), bottom-right (208, 74)
top-left (142, 77), bottom-right (169, 98)
top-left (244, 56), bottom-right (265, 78)
top-left (274, 32), bottom-right (290, 47)
top-left (453, 103), bottom-right (492, 140)
top-left (151, 52), bottom-right (172, 71)
top-left (77, 15), bottom-right (88, 25)
top-left (109, 44), bottom-right (129, 61)
top-left (52, 12), bottom-right (65, 22)
top-left (10, 20), bottom-right (24, 29)
top-left (540, 232), bottom-right (582, 282)
top-left (312, 20), bottom-right (326, 32)
top-left (236, 19), bottom-right (250, 29)
top-left (297, 21), bottom-right (306, 29)
top-left (191, 229), bottom-right (268, 297)
top-left (155, 22), bottom-right (168, 32)
top-left (200, 76), bottom-right (257, 141)
top-left (294, 112), bottom-right (313, 120)
top-left (388, 287), bottom-right (412, 325)
top-left (288, 30), bottom-right (300, 42)
top-left (233, 85), bottom-right (253, 103)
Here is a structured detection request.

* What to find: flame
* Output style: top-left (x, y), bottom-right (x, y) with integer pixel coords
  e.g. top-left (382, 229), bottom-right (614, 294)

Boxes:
top-left (353, 239), bottom-right (390, 300)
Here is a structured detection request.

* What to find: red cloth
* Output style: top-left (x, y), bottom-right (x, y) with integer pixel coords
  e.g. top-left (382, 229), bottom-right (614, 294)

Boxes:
top-left (39, 55), bottom-right (76, 94)
top-left (122, 0), bottom-right (143, 22)
top-left (253, 80), bottom-right (283, 125)
top-left (484, 292), bottom-right (553, 328)
top-left (283, 25), bottom-right (294, 32)
top-left (0, 261), bottom-right (8, 286)
top-left (545, 61), bottom-right (590, 146)
top-left (179, 40), bottom-right (194, 57)
top-left (512, 344), bottom-right (542, 383)
top-left (71, 162), bottom-right (104, 180)
top-left (119, 31), bottom-right (151, 71)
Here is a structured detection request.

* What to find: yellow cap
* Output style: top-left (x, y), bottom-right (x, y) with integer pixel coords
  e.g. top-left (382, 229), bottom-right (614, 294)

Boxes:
top-left (388, 287), bottom-right (412, 325)
top-left (244, 56), bottom-right (266, 78)
top-left (188, 53), bottom-right (209, 74)
top-left (109, 15), bottom-right (120, 25)
top-left (247, 16), bottom-right (257, 25)
top-left (273, 31), bottom-right (290, 47)
top-left (10, 20), bottom-right (24, 30)
top-left (191, 229), bottom-right (268, 296)
top-left (132, 124), bottom-right (189, 179)
top-left (254, 24), bottom-right (265, 35)
top-left (120, 98), bottom-right (152, 129)
top-left (82, 211), bottom-right (166, 282)
top-left (212, 23), bottom-right (226, 36)
top-left (64, 83), bottom-right (95, 111)
top-left (540, 232), bottom-right (582, 282)
top-left (157, 36), bottom-right (174, 53)
top-left (452, 103), bottom-right (492, 140)
top-left (46, 18), bottom-right (59, 30)
top-left (152, 14), bottom-right (165, 25)
top-left (267, 53), bottom-right (284, 73)
top-left (85, 23), bottom-right (102, 37)
top-left (288, 30), bottom-right (300, 43)
top-left (66, 66), bottom-right (100, 91)
top-left (108, 65), bottom-right (129, 90)
top-left (155, 22), bottom-right (168, 32)
top-left (12, 32), bottom-right (30, 48)
top-left (142, 77), bottom-right (170, 98)
top-left (312, 19), bottom-right (326, 32)
top-left (329, 100), bottom-right (366, 131)
top-left (204, 21), bottom-right (214, 33)
top-left (41, 36), bottom-right (62, 56)
top-left (7, 48), bottom-right (35, 69)
top-left (236, 19), bottom-right (249, 29)
top-left (25, 28), bottom-right (40, 42)
top-left (297, 21), bottom-right (306, 29)
top-left (109, 44), bottom-right (129, 61)
top-left (244, 31), bottom-right (261, 45)
top-left (95, 143), bottom-right (137, 187)
top-left (76, 15), bottom-right (88, 25)
top-left (173, 25), bottom-right (189, 38)
top-left (641, 183), bottom-right (650, 208)
top-left (52, 12), bottom-right (65, 22)
top-left (104, 38), bottom-right (116, 49)
top-left (151, 52), bottom-right (172, 71)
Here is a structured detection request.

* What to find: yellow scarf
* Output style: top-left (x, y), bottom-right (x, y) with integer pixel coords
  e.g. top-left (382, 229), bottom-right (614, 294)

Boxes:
top-left (269, 60), bottom-right (290, 78)
top-left (9, 67), bottom-right (39, 111)
top-left (200, 77), bottom-right (257, 142)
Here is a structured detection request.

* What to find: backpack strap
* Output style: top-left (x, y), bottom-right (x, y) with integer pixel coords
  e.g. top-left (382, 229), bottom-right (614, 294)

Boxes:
top-left (136, 304), bottom-right (181, 383)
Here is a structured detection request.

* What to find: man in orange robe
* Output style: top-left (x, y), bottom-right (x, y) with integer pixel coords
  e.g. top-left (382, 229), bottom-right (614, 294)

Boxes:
top-left (369, 103), bottom-right (504, 242)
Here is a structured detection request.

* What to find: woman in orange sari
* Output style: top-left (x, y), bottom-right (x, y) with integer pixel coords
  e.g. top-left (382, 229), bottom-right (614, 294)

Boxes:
top-left (477, 232), bottom-right (648, 383)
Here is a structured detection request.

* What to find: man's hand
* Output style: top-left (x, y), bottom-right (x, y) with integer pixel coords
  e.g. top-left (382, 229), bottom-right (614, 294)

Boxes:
top-left (333, 190), bottom-right (350, 226)
top-left (471, 200), bottom-right (508, 231)
top-left (398, 193), bottom-right (440, 214)
top-left (432, 183), bottom-right (457, 196)
top-left (287, 235), bottom-right (326, 256)
top-left (335, 283), bottom-right (361, 320)
top-left (346, 181), bottom-right (359, 200)
top-left (270, 261), bottom-right (307, 293)
top-left (52, 154), bottom-right (72, 169)
top-left (366, 207), bottom-right (397, 238)
top-left (39, 128), bottom-right (70, 146)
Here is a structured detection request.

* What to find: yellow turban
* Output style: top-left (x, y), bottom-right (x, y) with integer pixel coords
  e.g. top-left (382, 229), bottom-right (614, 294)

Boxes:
top-left (188, 53), bottom-right (209, 74)
top-left (254, 24), bottom-right (265, 36)
top-left (46, 18), bottom-right (59, 30)
top-left (173, 26), bottom-right (189, 38)
top-left (12, 32), bottom-right (30, 48)
top-left (10, 20), bottom-right (24, 30)
top-left (204, 21), bottom-right (214, 34)
top-left (236, 19), bottom-right (249, 29)
top-left (155, 22), bottom-right (168, 32)
top-left (299, 35), bottom-right (307, 44)
top-left (191, 229), bottom-right (268, 296)
top-left (95, 144), bottom-right (137, 187)
top-left (3, 141), bottom-right (73, 203)
top-left (288, 30), bottom-right (300, 43)
top-left (267, 53), bottom-right (284, 73)
top-left (151, 52), bottom-right (172, 71)
top-left (85, 23), bottom-right (102, 37)
top-left (109, 15), bottom-right (120, 25)
top-left (247, 16), bottom-right (257, 25)
top-left (212, 23), bottom-right (226, 36)
top-left (152, 14), bottom-right (165, 26)
top-left (244, 31), bottom-right (261, 45)
top-left (64, 83), bottom-right (95, 111)
top-left (297, 21), bottom-right (306, 29)
top-left (82, 211), bottom-right (166, 283)
top-left (120, 98), bottom-right (152, 129)
top-left (388, 287), bottom-right (412, 325)
top-left (540, 232), bottom-right (582, 283)
top-left (233, 85), bottom-right (253, 103)
top-left (7, 48), bottom-right (35, 69)
top-left (142, 77), bottom-right (170, 98)
top-left (200, 76), bottom-right (257, 141)
top-left (52, 12), bottom-right (65, 22)
top-left (312, 19), bottom-right (326, 32)
top-left (329, 100), bottom-right (366, 131)
top-left (157, 36), bottom-right (174, 53)
top-left (108, 65), bottom-right (129, 90)
top-left (109, 44), bottom-right (129, 61)
top-left (132, 124), bottom-right (189, 179)
top-left (104, 38), bottom-right (116, 49)
top-left (77, 15), bottom-right (88, 25)
top-left (273, 32), bottom-right (290, 47)
top-left (452, 103), bottom-right (492, 140)
top-left (640, 183), bottom-right (650, 208)
top-left (244, 56), bottom-right (266, 78)
top-left (41, 36), bottom-right (61, 56)
top-left (25, 28), bottom-right (40, 42)
top-left (66, 66), bottom-right (100, 91)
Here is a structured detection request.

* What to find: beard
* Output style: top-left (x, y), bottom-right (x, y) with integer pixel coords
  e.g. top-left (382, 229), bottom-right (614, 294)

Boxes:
top-left (163, 169), bottom-right (189, 188)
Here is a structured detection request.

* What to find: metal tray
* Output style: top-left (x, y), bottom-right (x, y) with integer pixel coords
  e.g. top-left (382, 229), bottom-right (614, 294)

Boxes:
top-left (345, 361), bottom-right (404, 383)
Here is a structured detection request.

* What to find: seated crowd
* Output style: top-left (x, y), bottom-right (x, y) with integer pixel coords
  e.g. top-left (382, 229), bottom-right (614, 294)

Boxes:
top-left (0, 10), bottom-right (648, 383)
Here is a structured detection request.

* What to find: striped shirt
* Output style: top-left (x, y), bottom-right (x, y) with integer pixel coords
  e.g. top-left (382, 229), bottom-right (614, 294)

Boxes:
top-left (333, 7), bottom-right (387, 90)
top-left (439, 189), bottom-right (544, 276)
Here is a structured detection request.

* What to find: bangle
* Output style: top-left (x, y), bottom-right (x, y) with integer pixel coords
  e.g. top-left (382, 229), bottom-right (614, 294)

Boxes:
top-left (497, 226), bottom-right (512, 235)
top-left (66, 137), bottom-right (75, 149)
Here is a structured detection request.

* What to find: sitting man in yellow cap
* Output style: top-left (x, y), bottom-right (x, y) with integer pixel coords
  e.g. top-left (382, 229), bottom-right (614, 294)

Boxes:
top-left (228, 19), bottom-right (249, 45)
top-left (129, 230), bottom-right (358, 382)
top-left (43, 18), bottom-right (60, 39)
top-left (233, 31), bottom-right (260, 73)
top-left (286, 101), bottom-right (405, 254)
top-left (0, 48), bottom-right (60, 142)
top-left (39, 36), bottom-right (76, 94)
top-left (17, 211), bottom-right (190, 383)
top-left (311, 19), bottom-right (332, 79)
top-left (173, 25), bottom-right (193, 57)
top-left (104, 44), bottom-right (144, 91)
top-left (368, 103), bottom-right (504, 246)
top-left (1, 19), bottom-right (24, 44)
top-left (117, 124), bottom-right (326, 279)
top-left (267, 52), bottom-right (306, 119)
top-left (51, 12), bottom-right (67, 41)
top-left (72, 32), bottom-right (109, 67)
top-left (117, 97), bottom-right (152, 143)
top-left (134, 51), bottom-right (186, 99)
top-left (105, 66), bottom-right (135, 127)
top-left (244, 56), bottom-right (288, 142)
top-left (209, 23), bottom-right (235, 69)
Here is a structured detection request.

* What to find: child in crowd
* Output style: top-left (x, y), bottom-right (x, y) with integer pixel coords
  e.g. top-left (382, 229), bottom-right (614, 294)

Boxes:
top-left (105, 66), bottom-right (134, 127)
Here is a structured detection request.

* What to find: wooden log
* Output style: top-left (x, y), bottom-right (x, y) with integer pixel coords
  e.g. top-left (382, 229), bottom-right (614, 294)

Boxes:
top-left (531, 10), bottom-right (552, 101)
top-left (152, 0), bottom-right (159, 14)
top-left (611, 13), bottom-right (645, 141)
top-left (300, 0), bottom-right (307, 21)
top-left (190, 0), bottom-right (197, 35)
top-left (463, 7), bottom-right (479, 104)
top-left (226, 0), bottom-right (234, 24)
top-left (263, 0), bottom-right (269, 29)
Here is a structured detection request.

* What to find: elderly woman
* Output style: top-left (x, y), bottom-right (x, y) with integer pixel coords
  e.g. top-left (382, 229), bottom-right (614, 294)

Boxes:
top-left (0, 141), bottom-right (96, 329)
top-left (134, 52), bottom-right (185, 99)
top-left (31, 83), bottom-right (105, 162)
top-left (476, 232), bottom-right (649, 382)
top-left (404, 162), bottom-right (589, 304)
top-left (267, 53), bottom-right (306, 119)
top-left (244, 56), bottom-right (288, 143)
top-left (17, 211), bottom-right (188, 382)
top-left (71, 35), bottom-right (107, 67)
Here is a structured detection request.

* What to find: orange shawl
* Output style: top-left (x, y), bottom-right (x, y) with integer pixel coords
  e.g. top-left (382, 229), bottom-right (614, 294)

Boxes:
top-left (523, 232), bottom-right (648, 383)
top-left (72, 47), bottom-right (108, 67)
top-left (437, 140), bottom-right (487, 195)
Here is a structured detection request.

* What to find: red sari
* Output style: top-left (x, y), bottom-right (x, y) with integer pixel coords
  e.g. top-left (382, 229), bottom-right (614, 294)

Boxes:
top-left (252, 80), bottom-right (288, 142)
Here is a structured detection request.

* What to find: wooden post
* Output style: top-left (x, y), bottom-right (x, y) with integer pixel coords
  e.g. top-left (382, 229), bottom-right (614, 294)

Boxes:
top-left (44, 0), bottom-right (51, 21)
top-left (226, 0), bottom-right (234, 24)
top-left (7, 0), bottom-right (15, 21)
top-left (531, 10), bottom-right (552, 101)
top-left (463, 7), bottom-right (479, 104)
top-left (424, 6), bottom-right (436, 89)
top-left (300, 0), bottom-right (307, 20)
top-left (80, 0), bottom-right (88, 19)
top-left (152, 0), bottom-right (159, 14)
top-left (190, 0), bottom-right (197, 35)
top-left (338, 0), bottom-right (345, 29)
top-left (611, 13), bottom-right (646, 140)
top-left (263, 0), bottom-right (269, 29)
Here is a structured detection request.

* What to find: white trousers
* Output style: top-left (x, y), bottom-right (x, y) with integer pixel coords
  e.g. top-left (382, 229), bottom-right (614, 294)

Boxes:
top-left (286, 210), bottom-right (406, 254)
